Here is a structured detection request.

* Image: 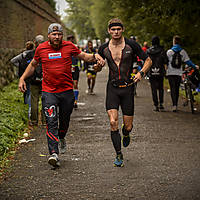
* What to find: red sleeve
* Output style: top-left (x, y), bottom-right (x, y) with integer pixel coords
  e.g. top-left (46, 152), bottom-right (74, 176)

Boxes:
top-left (70, 43), bottom-right (81, 57)
top-left (33, 46), bottom-right (40, 62)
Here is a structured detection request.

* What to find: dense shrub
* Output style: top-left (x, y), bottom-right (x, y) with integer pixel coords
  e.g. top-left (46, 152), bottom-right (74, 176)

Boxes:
top-left (0, 80), bottom-right (28, 162)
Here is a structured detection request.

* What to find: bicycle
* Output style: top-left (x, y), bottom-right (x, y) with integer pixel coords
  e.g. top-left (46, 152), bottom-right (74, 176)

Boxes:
top-left (182, 67), bottom-right (198, 114)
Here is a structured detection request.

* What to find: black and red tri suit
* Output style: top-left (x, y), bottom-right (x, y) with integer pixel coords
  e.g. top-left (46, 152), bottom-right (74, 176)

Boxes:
top-left (98, 38), bottom-right (148, 116)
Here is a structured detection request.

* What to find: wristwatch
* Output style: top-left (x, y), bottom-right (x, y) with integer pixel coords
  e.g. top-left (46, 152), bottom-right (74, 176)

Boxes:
top-left (139, 70), bottom-right (144, 78)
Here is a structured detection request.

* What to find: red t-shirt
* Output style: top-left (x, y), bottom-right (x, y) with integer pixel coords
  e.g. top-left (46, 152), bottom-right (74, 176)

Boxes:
top-left (34, 40), bottom-right (81, 93)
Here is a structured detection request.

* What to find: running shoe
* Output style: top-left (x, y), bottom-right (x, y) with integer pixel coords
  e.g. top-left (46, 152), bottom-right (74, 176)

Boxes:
top-left (159, 104), bottom-right (165, 111)
top-left (122, 135), bottom-right (130, 147)
top-left (172, 106), bottom-right (177, 112)
top-left (48, 153), bottom-right (60, 167)
top-left (59, 138), bottom-right (66, 154)
top-left (153, 106), bottom-right (159, 112)
top-left (90, 90), bottom-right (95, 95)
top-left (113, 153), bottom-right (124, 167)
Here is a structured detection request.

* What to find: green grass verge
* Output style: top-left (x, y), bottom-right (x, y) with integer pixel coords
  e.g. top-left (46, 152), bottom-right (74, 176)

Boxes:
top-left (0, 80), bottom-right (29, 174)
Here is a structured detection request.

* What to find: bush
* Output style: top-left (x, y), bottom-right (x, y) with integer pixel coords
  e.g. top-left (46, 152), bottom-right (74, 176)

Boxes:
top-left (0, 80), bottom-right (28, 163)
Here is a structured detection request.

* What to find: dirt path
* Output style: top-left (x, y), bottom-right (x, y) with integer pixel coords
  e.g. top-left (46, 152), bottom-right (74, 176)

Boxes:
top-left (0, 67), bottom-right (200, 200)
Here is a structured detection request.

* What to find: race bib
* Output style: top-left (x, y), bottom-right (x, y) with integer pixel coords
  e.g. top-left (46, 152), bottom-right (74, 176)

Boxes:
top-left (48, 53), bottom-right (62, 59)
top-left (88, 65), bottom-right (94, 71)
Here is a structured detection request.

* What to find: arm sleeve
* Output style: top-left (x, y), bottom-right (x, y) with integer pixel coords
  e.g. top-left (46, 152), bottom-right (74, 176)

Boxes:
top-left (10, 53), bottom-right (23, 67)
top-left (33, 47), bottom-right (40, 63)
top-left (98, 43), bottom-right (107, 59)
top-left (181, 49), bottom-right (196, 68)
top-left (127, 39), bottom-right (148, 61)
top-left (186, 60), bottom-right (196, 68)
top-left (71, 43), bottom-right (81, 57)
top-left (181, 49), bottom-right (190, 62)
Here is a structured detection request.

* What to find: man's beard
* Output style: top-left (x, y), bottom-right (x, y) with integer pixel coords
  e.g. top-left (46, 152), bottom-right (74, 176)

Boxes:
top-left (49, 39), bottom-right (62, 49)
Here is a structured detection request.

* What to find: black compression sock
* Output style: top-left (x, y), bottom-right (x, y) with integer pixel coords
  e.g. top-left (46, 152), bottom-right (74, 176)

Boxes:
top-left (111, 130), bottom-right (121, 153)
top-left (122, 125), bottom-right (132, 136)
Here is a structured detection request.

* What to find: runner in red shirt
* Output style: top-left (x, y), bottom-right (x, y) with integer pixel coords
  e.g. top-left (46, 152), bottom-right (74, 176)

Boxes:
top-left (19, 23), bottom-right (105, 168)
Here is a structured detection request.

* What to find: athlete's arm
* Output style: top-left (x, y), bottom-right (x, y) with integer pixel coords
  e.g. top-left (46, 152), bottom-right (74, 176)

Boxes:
top-left (133, 57), bottom-right (152, 82)
top-left (18, 58), bottom-right (38, 93)
top-left (185, 60), bottom-right (199, 69)
top-left (77, 52), bottom-right (105, 66)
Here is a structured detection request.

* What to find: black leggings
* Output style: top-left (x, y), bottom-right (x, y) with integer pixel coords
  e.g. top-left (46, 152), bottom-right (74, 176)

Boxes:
top-left (149, 76), bottom-right (164, 106)
top-left (167, 75), bottom-right (181, 106)
top-left (42, 90), bottom-right (74, 155)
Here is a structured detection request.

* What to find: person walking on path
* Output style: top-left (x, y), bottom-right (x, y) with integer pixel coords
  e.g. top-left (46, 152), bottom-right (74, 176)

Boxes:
top-left (29, 35), bottom-right (46, 127)
top-left (11, 41), bottom-right (35, 120)
top-left (18, 23), bottom-right (105, 168)
top-left (84, 40), bottom-right (97, 94)
top-left (94, 18), bottom-right (152, 167)
top-left (147, 36), bottom-right (168, 112)
top-left (166, 35), bottom-right (199, 112)
top-left (67, 35), bottom-right (80, 109)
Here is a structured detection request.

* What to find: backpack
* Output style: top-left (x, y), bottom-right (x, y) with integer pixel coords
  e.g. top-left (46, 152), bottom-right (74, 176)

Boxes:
top-left (18, 50), bottom-right (34, 78)
top-left (171, 50), bottom-right (182, 69)
top-left (150, 53), bottom-right (165, 76)
top-left (147, 47), bottom-right (167, 77)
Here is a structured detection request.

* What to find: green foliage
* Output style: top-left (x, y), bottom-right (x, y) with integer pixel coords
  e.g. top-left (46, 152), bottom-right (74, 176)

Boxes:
top-left (111, 0), bottom-right (200, 61)
top-left (64, 0), bottom-right (96, 40)
top-left (0, 80), bottom-right (28, 163)
top-left (64, 0), bottom-right (200, 62)
top-left (90, 0), bottom-right (113, 40)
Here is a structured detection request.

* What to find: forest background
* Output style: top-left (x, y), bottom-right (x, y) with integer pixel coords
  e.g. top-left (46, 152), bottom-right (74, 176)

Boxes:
top-left (63, 0), bottom-right (200, 62)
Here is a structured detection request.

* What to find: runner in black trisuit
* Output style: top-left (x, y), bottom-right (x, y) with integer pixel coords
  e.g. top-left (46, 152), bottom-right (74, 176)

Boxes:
top-left (95, 18), bottom-right (152, 167)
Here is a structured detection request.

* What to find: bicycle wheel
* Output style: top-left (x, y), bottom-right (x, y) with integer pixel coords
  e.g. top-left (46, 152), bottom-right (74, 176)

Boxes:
top-left (187, 83), bottom-right (194, 114)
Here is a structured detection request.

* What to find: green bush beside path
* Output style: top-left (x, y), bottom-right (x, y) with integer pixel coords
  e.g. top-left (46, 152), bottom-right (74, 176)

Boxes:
top-left (0, 80), bottom-right (28, 172)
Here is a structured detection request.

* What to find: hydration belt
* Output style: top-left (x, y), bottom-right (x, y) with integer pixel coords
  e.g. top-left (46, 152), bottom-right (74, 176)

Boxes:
top-left (111, 79), bottom-right (134, 88)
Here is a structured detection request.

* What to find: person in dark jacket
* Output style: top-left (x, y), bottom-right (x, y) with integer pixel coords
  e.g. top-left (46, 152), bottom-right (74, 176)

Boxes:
top-left (11, 41), bottom-right (35, 119)
top-left (30, 35), bottom-right (45, 126)
top-left (147, 36), bottom-right (168, 111)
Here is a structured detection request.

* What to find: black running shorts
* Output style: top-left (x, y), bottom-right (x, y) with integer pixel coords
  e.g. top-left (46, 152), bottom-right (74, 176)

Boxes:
top-left (106, 81), bottom-right (135, 116)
